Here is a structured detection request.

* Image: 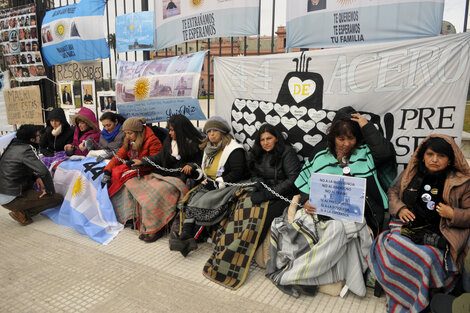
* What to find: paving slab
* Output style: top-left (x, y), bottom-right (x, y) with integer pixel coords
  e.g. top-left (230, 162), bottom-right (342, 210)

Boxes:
top-left (0, 208), bottom-right (386, 313)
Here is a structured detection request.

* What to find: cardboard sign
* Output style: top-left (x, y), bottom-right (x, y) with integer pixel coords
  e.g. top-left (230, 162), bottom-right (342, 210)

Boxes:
top-left (309, 173), bottom-right (366, 223)
top-left (55, 61), bottom-right (103, 81)
top-left (4, 85), bottom-right (43, 125)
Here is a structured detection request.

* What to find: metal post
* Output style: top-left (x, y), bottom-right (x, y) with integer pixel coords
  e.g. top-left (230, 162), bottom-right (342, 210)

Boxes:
top-left (464, 0), bottom-right (469, 32)
top-left (207, 39), bottom-right (211, 118)
top-left (257, 0), bottom-right (261, 55)
top-left (271, 0), bottom-right (275, 54)
top-left (142, 0), bottom-right (150, 60)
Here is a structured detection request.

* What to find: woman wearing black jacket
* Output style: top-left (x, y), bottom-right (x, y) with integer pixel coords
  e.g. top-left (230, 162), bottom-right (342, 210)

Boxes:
top-left (248, 123), bottom-right (302, 243)
top-left (39, 107), bottom-right (74, 155)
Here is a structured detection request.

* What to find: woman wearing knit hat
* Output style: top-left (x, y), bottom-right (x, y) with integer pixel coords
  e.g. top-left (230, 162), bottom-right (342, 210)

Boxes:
top-left (118, 114), bottom-right (203, 243)
top-left (170, 115), bottom-right (248, 256)
top-left (102, 117), bottom-right (162, 197)
top-left (64, 107), bottom-right (100, 156)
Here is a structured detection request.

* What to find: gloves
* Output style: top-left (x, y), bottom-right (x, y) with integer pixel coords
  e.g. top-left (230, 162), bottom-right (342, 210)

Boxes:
top-left (251, 190), bottom-right (269, 205)
top-left (101, 171), bottom-right (111, 186)
top-left (126, 160), bottom-right (135, 168)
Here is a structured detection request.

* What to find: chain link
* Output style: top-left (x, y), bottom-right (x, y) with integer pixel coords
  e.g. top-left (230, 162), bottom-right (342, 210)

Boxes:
top-left (112, 151), bottom-right (304, 209)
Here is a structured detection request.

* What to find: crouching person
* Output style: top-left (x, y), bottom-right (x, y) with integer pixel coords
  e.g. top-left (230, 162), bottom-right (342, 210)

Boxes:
top-left (0, 125), bottom-right (63, 225)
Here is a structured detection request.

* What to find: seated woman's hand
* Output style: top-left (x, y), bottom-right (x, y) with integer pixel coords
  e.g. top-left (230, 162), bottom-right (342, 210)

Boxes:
top-left (398, 207), bottom-right (415, 223)
top-left (350, 113), bottom-right (368, 128)
top-left (78, 142), bottom-right (86, 152)
top-left (132, 159), bottom-right (143, 166)
top-left (181, 164), bottom-right (192, 175)
top-left (304, 200), bottom-right (316, 215)
top-left (64, 144), bottom-right (73, 151)
top-left (436, 202), bottom-right (454, 220)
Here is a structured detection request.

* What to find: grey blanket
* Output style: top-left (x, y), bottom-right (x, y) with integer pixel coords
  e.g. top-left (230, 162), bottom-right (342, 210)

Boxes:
top-left (184, 184), bottom-right (241, 226)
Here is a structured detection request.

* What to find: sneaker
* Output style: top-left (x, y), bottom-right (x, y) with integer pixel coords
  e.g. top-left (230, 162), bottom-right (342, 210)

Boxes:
top-left (9, 211), bottom-right (32, 226)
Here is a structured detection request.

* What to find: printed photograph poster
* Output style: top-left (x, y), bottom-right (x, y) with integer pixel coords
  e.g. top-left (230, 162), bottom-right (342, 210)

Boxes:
top-left (309, 173), bottom-right (366, 223)
top-left (0, 4), bottom-right (47, 81)
top-left (81, 80), bottom-right (95, 111)
top-left (214, 33), bottom-right (470, 169)
top-left (286, 0), bottom-right (444, 48)
top-left (97, 91), bottom-right (116, 121)
top-left (59, 81), bottom-right (74, 109)
top-left (154, 0), bottom-right (259, 50)
top-left (116, 51), bottom-right (207, 123)
top-left (116, 12), bottom-right (154, 53)
top-left (4, 85), bottom-right (43, 125)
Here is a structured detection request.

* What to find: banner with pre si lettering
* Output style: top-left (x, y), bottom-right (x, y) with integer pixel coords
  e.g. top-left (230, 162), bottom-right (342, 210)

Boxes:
top-left (0, 4), bottom-right (47, 81)
top-left (287, 0), bottom-right (444, 49)
top-left (116, 50), bottom-right (207, 122)
top-left (155, 0), bottom-right (259, 50)
top-left (116, 11), bottom-right (154, 53)
top-left (214, 33), bottom-right (470, 170)
top-left (41, 0), bottom-right (110, 66)
top-left (310, 173), bottom-right (366, 223)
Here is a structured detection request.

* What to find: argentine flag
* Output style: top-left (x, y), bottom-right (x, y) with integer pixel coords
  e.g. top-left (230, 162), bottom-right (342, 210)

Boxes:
top-left (41, 0), bottom-right (110, 65)
top-left (43, 158), bottom-right (123, 245)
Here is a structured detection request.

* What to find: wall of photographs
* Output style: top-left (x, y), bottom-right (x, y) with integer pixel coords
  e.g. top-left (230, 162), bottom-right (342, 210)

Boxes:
top-left (0, 4), bottom-right (46, 81)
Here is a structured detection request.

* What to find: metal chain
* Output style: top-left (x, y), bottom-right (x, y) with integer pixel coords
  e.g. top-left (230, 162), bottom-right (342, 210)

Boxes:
top-left (113, 152), bottom-right (304, 208)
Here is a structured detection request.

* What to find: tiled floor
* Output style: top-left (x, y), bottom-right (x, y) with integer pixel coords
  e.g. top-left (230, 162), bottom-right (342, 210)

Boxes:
top-left (0, 208), bottom-right (386, 313)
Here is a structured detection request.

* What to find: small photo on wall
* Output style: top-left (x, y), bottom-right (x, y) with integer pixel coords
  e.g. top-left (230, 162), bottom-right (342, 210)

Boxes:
top-left (81, 80), bottom-right (96, 110)
top-left (97, 90), bottom-right (117, 120)
top-left (58, 81), bottom-right (74, 109)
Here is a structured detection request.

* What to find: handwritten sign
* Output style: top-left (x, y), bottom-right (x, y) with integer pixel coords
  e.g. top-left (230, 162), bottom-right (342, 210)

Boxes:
top-left (4, 85), bottom-right (43, 125)
top-left (55, 61), bottom-right (103, 81)
top-left (309, 173), bottom-right (366, 223)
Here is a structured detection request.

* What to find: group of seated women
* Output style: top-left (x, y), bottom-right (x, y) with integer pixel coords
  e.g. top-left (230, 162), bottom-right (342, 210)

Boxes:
top-left (36, 105), bottom-right (470, 312)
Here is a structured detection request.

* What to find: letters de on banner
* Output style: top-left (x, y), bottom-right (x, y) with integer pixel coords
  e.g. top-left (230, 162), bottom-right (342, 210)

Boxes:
top-left (309, 173), bottom-right (366, 223)
top-left (4, 85), bottom-right (43, 125)
top-left (55, 61), bottom-right (102, 81)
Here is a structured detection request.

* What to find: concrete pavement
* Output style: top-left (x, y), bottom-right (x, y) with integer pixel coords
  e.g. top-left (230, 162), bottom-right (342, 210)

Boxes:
top-left (0, 208), bottom-right (386, 313)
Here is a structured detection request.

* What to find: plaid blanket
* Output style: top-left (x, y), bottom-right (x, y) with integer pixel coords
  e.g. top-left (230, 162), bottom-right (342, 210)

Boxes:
top-left (367, 221), bottom-right (459, 313)
top-left (266, 209), bottom-right (372, 298)
top-left (202, 188), bottom-right (269, 289)
top-left (111, 173), bottom-right (188, 235)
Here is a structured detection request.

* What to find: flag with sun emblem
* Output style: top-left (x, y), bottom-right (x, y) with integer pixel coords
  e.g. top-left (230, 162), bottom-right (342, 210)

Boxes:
top-left (115, 50), bottom-right (207, 122)
top-left (43, 157), bottom-right (123, 245)
top-left (40, 0), bottom-right (109, 65)
top-left (286, 0), bottom-right (444, 49)
top-left (116, 12), bottom-right (154, 53)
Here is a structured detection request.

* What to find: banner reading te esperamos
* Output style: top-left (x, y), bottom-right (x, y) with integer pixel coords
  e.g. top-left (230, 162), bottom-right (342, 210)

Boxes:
top-left (214, 33), bottom-right (470, 169)
top-left (287, 0), bottom-right (444, 49)
top-left (41, 0), bottom-right (109, 65)
top-left (116, 50), bottom-right (207, 122)
top-left (154, 0), bottom-right (259, 50)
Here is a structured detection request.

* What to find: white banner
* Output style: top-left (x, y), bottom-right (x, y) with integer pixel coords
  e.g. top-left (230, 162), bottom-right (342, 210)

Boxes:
top-left (0, 71), bottom-right (14, 131)
top-left (154, 0), bottom-right (259, 50)
top-left (214, 33), bottom-right (470, 169)
top-left (287, 0), bottom-right (444, 48)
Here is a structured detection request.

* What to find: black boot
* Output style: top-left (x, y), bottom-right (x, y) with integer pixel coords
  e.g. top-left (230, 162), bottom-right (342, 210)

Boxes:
top-left (179, 222), bottom-right (195, 240)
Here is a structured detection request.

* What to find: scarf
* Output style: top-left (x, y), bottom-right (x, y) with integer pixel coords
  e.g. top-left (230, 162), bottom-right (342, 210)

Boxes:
top-left (51, 124), bottom-right (62, 137)
top-left (204, 140), bottom-right (223, 168)
top-left (101, 123), bottom-right (121, 143)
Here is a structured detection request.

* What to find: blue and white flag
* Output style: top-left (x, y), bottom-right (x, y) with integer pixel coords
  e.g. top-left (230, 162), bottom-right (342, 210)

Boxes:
top-left (116, 12), bottom-right (154, 53)
top-left (41, 0), bottom-right (110, 65)
top-left (43, 158), bottom-right (123, 245)
top-left (116, 50), bottom-right (207, 122)
top-left (287, 0), bottom-right (444, 49)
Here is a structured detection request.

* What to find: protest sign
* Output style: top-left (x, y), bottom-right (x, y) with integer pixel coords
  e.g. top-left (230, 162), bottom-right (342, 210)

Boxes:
top-left (214, 33), bottom-right (470, 169)
top-left (309, 173), bottom-right (366, 223)
top-left (0, 4), bottom-right (47, 81)
top-left (116, 12), bottom-right (154, 53)
top-left (155, 0), bottom-right (259, 50)
top-left (287, 0), bottom-right (444, 48)
top-left (4, 85), bottom-right (43, 125)
top-left (116, 51), bottom-right (207, 122)
top-left (55, 61), bottom-right (103, 81)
